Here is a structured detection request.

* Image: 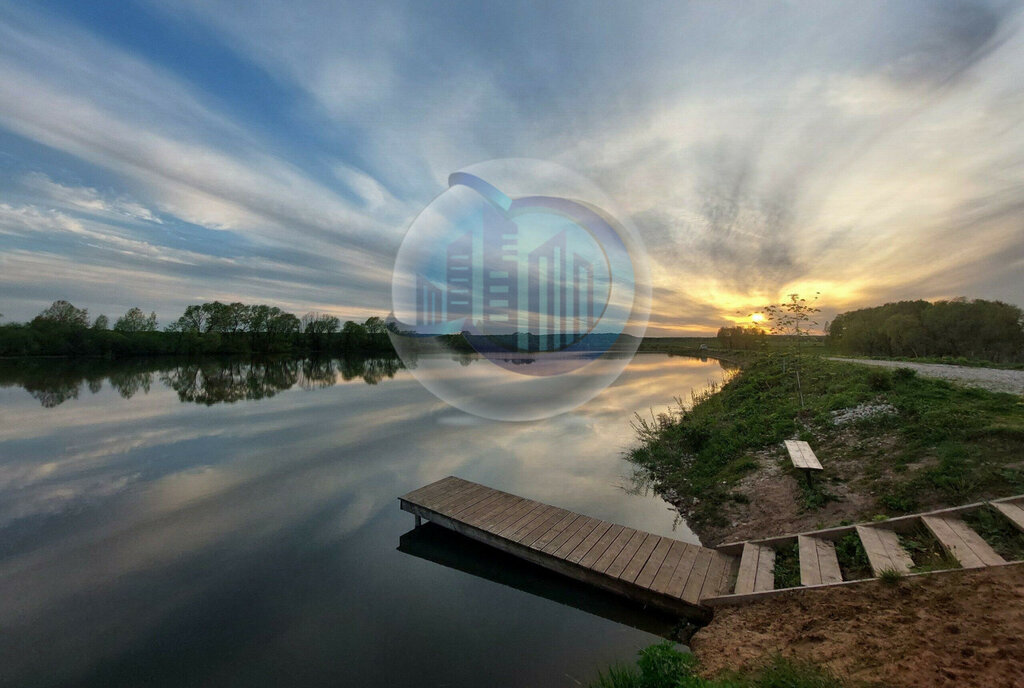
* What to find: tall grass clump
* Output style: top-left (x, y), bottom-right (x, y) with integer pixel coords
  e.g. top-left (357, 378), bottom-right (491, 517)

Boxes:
top-left (590, 643), bottom-right (847, 688)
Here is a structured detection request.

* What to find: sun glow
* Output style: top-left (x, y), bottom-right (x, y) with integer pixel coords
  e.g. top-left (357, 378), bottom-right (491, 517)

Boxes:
top-left (750, 313), bottom-right (765, 323)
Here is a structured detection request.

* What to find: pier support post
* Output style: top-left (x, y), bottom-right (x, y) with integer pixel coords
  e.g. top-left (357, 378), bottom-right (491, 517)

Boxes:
top-left (415, 515), bottom-right (422, 527)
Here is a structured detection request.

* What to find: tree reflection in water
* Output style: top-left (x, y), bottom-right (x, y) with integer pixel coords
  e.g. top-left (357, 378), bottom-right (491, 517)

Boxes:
top-left (0, 355), bottom-right (405, 408)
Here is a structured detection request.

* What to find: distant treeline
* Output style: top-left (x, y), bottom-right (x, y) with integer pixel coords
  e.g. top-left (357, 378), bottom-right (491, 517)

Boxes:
top-left (0, 300), bottom-right (396, 358)
top-left (715, 325), bottom-right (766, 350)
top-left (828, 298), bottom-right (1024, 363)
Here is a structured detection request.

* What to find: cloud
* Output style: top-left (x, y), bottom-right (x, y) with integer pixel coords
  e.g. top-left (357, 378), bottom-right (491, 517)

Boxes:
top-left (0, 1), bottom-right (1023, 333)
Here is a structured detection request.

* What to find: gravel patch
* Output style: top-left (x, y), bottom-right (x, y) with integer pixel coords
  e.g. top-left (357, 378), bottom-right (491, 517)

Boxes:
top-left (831, 402), bottom-right (897, 425)
top-left (828, 358), bottom-right (1024, 395)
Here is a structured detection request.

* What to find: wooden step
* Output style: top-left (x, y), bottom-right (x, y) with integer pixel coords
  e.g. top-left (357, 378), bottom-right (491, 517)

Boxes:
top-left (733, 543), bottom-right (775, 594)
top-left (798, 535), bottom-right (843, 586)
top-left (922, 515), bottom-right (1005, 568)
top-left (855, 525), bottom-right (915, 575)
top-left (991, 500), bottom-right (1024, 534)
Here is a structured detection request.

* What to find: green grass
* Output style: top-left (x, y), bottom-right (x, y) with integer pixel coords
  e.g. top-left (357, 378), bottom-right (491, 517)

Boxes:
top-left (898, 524), bottom-right (960, 573)
top-left (833, 532), bottom-right (873, 581)
top-left (878, 568), bottom-right (903, 586)
top-left (963, 506), bottom-right (1024, 562)
top-left (772, 541), bottom-right (802, 589)
top-left (590, 643), bottom-right (847, 688)
top-left (627, 353), bottom-right (1024, 531)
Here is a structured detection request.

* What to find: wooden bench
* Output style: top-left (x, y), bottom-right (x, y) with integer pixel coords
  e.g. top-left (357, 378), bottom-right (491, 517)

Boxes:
top-left (784, 439), bottom-right (822, 486)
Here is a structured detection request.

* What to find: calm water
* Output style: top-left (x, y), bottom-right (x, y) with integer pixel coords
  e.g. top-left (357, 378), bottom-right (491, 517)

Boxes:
top-left (0, 354), bottom-right (729, 688)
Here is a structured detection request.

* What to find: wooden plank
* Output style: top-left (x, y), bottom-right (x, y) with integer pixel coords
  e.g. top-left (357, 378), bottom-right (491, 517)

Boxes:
top-left (449, 489), bottom-right (504, 520)
top-left (400, 476), bottom-right (460, 504)
top-left (505, 504), bottom-right (557, 541)
top-left (529, 511), bottom-right (580, 551)
top-left (592, 527), bottom-right (637, 573)
top-left (649, 540), bottom-right (688, 593)
top-left (944, 517), bottom-right (1005, 566)
top-left (566, 521), bottom-right (613, 564)
top-left (664, 543), bottom-right (702, 598)
top-left (518, 508), bottom-right (571, 547)
top-left (409, 477), bottom-right (470, 509)
top-left (493, 501), bottom-right (547, 538)
top-left (856, 525), bottom-right (914, 575)
top-left (553, 518), bottom-right (603, 559)
top-left (816, 537), bottom-right (843, 584)
top-left (605, 531), bottom-right (649, 578)
top-left (465, 494), bottom-right (521, 528)
top-left (459, 491), bottom-right (512, 524)
top-left (798, 535), bottom-right (821, 586)
top-left (619, 535), bottom-right (661, 583)
top-left (922, 515), bottom-right (1004, 568)
top-left (541, 514), bottom-right (592, 555)
top-left (784, 439), bottom-right (822, 471)
top-left (992, 501), bottom-right (1024, 534)
top-left (798, 535), bottom-right (843, 586)
top-left (681, 548), bottom-right (715, 604)
top-left (753, 545), bottom-right (775, 592)
top-left (634, 538), bottom-right (674, 589)
top-left (698, 552), bottom-right (731, 601)
top-left (485, 498), bottom-right (537, 534)
top-left (734, 542), bottom-right (761, 594)
top-left (428, 481), bottom-right (489, 511)
top-left (578, 524), bottom-right (624, 569)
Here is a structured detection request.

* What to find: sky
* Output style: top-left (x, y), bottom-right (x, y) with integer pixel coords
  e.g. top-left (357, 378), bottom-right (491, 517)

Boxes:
top-left (0, 0), bottom-right (1022, 336)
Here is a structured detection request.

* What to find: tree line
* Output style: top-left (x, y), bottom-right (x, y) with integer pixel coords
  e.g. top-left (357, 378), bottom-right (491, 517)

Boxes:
top-left (827, 298), bottom-right (1024, 363)
top-left (0, 300), bottom-right (396, 358)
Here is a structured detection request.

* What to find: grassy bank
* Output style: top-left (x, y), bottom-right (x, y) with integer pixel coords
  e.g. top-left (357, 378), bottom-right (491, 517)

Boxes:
top-left (590, 642), bottom-right (847, 688)
top-left (628, 354), bottom-right (1024, 542)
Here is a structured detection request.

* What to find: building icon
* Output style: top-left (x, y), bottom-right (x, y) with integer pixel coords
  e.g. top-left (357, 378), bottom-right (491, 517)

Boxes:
top-left (482, 217), bottom-right (518, 328)
top-left (416, 274), bottom-right (444, 326)
top-left (445, 231), bottom-right (473, 323)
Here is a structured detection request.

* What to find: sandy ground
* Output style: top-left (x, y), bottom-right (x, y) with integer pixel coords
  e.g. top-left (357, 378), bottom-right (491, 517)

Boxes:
top-left (692, 564), bottom-right (1024, 687)
top-left (829, 358), bottom-right (1024, 395)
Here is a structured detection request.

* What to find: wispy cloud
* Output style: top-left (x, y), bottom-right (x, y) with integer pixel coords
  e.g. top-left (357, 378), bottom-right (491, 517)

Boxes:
top-left (0, 1), bottom-right (1022, 333)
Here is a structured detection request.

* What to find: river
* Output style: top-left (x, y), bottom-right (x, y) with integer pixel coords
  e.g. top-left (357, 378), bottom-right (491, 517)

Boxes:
top-left (0, 353), bottom-right (730, 687)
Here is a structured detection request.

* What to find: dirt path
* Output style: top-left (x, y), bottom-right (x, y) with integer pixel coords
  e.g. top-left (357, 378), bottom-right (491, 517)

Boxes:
top-left (692, 564), bottom-right (1024, 688)
top-left (828, 357), bottom-right (1024, 395)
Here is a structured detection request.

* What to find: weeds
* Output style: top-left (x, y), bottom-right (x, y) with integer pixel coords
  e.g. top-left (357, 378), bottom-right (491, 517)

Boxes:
top-left (963, 506), bottom-right (1024, 562)
top-left (878, 568), bottom-right (903, 586)
top-left (590, 643), bottom-right (847, 688)
top-left (834, 533), bottom-right (873, 580)
top-left (772, 541), bottom-right (802, 589)
top-left (899, 524), bottom-right (960, 572)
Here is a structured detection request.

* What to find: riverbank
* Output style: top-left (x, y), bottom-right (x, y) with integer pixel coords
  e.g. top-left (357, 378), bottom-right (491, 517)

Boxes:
top-left (628, 354), bottom-right (1024, 546)
top-left (619, 353), bottom-right (1024, 686)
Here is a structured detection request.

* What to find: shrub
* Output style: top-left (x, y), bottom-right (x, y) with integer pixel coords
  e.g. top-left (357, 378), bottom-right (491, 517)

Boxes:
top-left (867, 369), bottom-right (892, 391)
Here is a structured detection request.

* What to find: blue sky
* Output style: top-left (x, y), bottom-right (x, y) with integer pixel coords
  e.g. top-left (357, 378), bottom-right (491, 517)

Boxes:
top-left (1, 0), bottom-right (1022, 335)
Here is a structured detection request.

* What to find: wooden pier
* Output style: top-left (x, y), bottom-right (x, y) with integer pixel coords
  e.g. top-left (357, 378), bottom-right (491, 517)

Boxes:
top-left (399, 476), bottom-right (734, 620)
top-left (401, 477), bottom-right (1024, 615)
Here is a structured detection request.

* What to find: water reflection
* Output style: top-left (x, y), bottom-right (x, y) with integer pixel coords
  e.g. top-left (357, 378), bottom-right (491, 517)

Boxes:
top-left (0, 356), bottom-right (405, 407)
top-left (399, 523), bottom-right (693, 642)
top-left (0, 354), bottom-right (730, 688)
